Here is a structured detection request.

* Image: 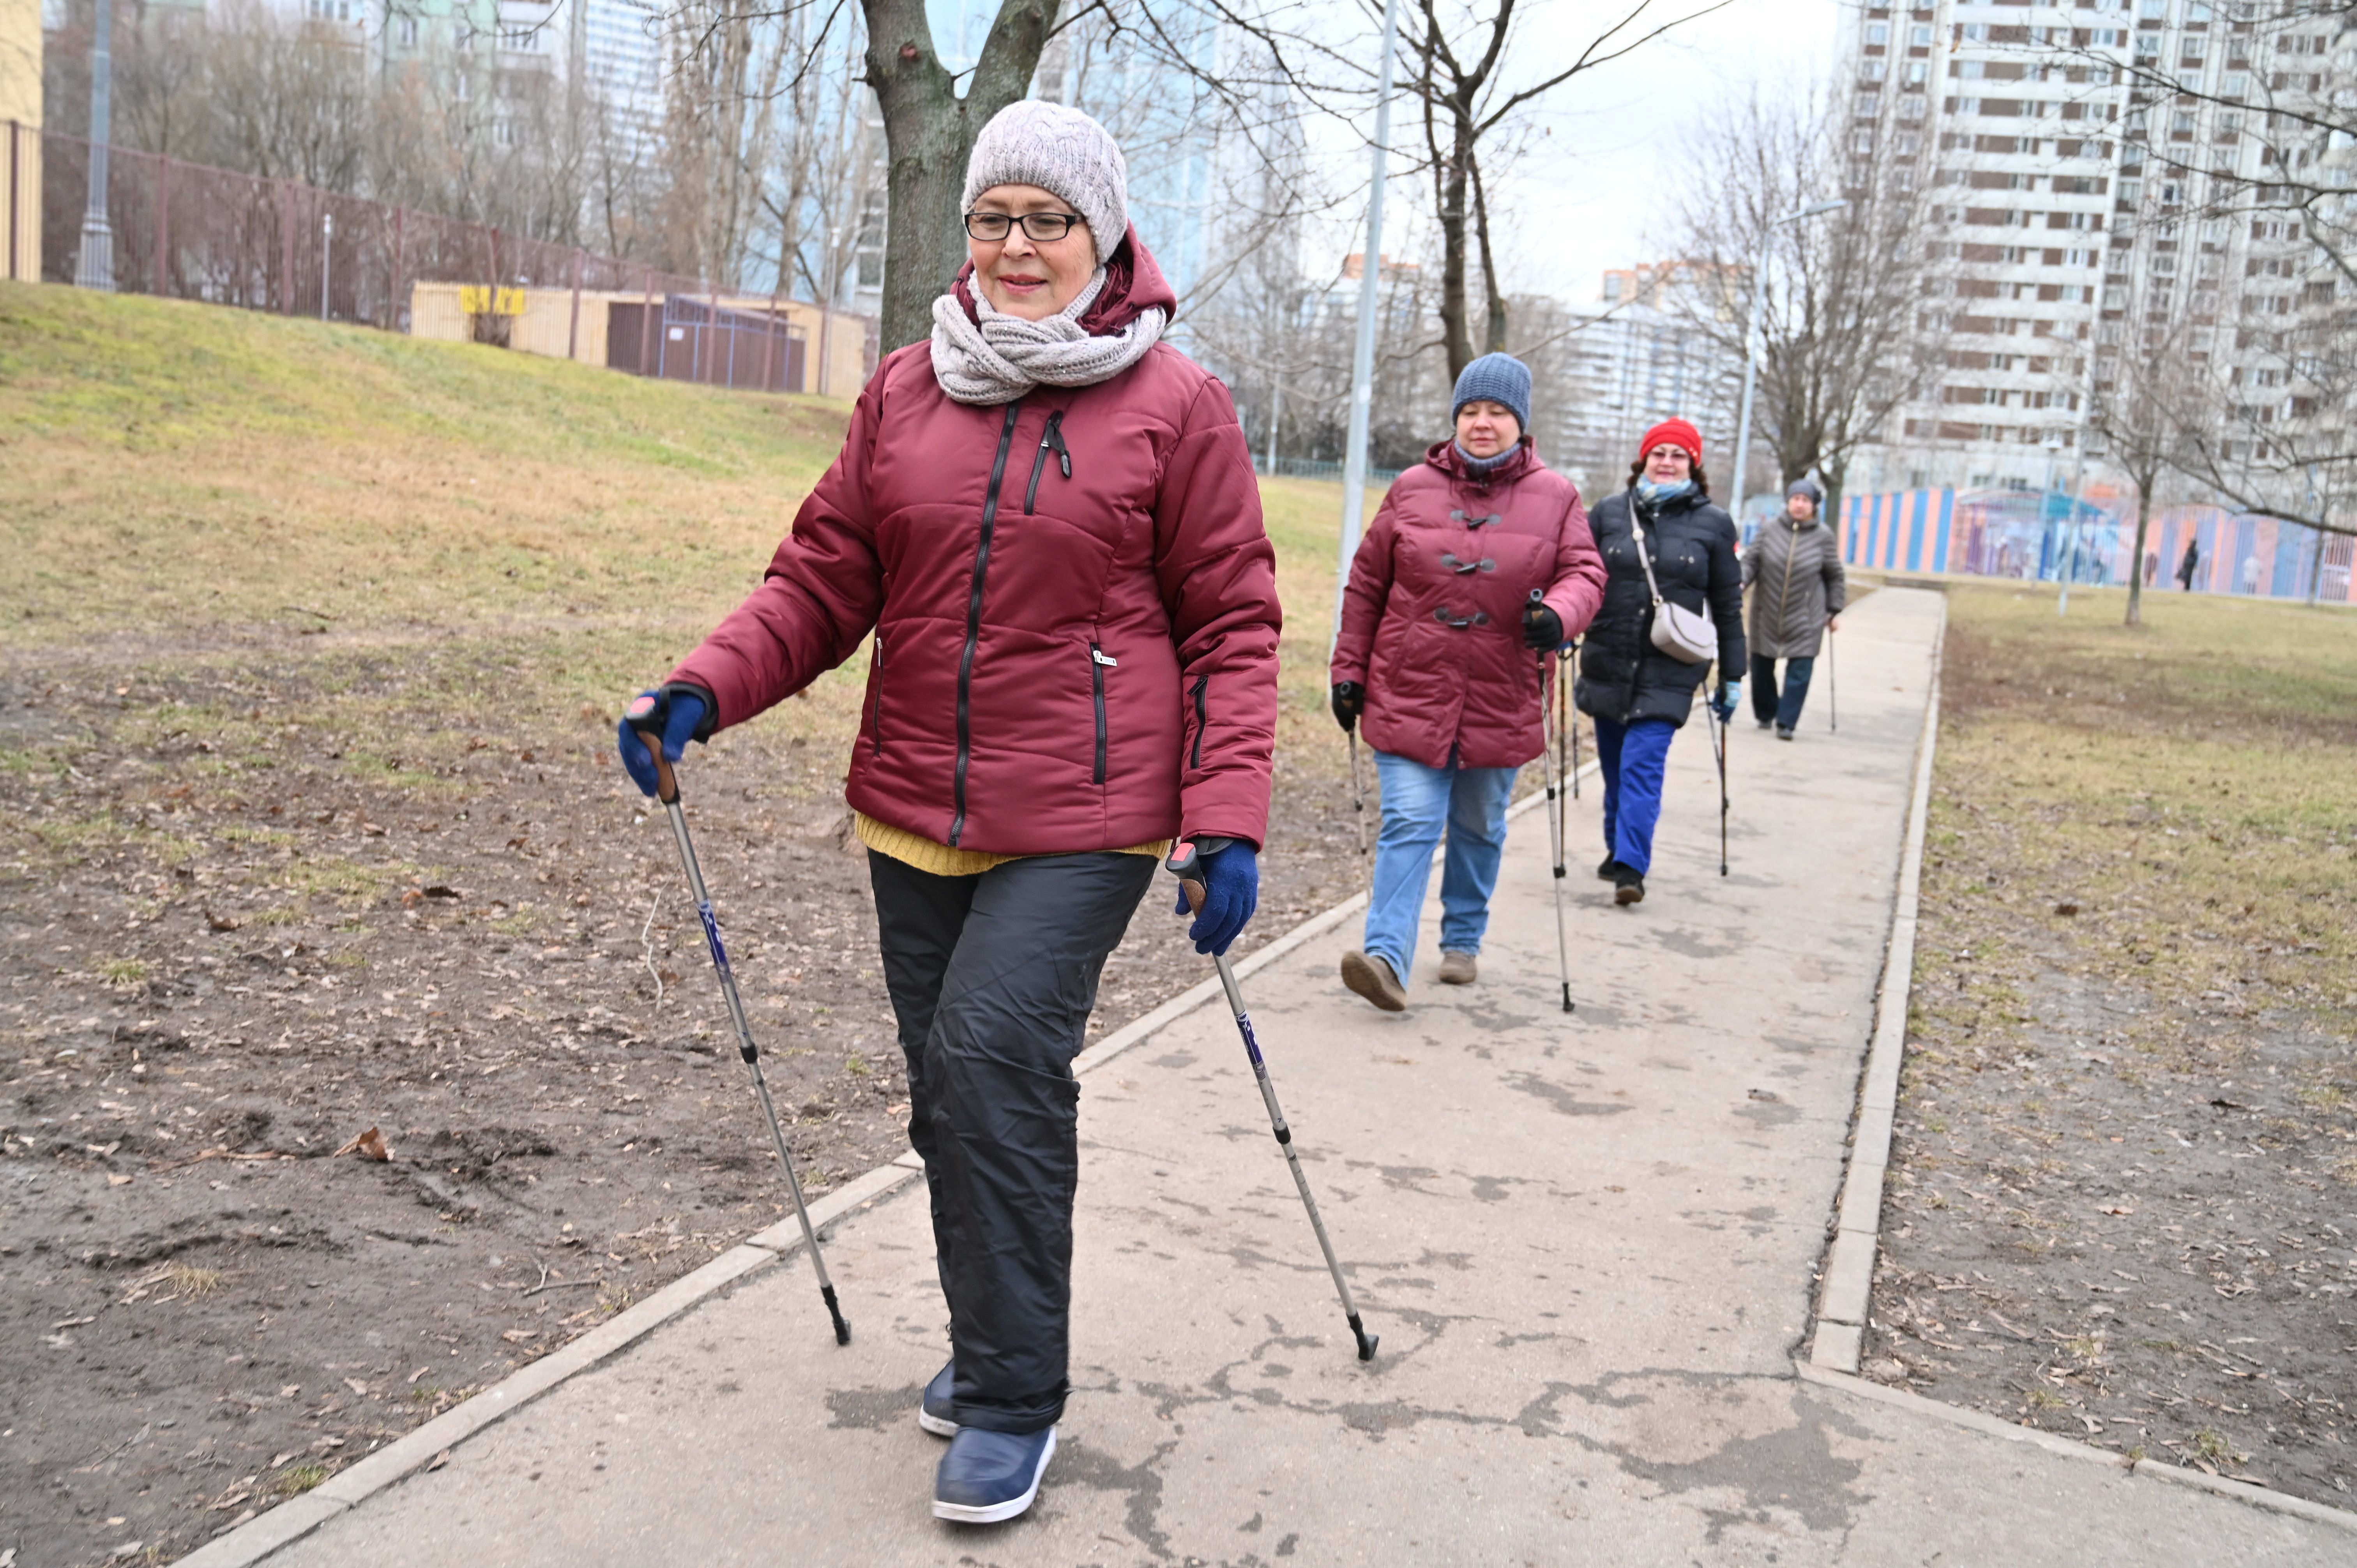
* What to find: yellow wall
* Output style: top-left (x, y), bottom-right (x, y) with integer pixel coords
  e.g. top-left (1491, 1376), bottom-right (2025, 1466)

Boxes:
top-left (0, 0), bottom-right (40, 282)
top-left (408, 282), bottom-right (870, 397)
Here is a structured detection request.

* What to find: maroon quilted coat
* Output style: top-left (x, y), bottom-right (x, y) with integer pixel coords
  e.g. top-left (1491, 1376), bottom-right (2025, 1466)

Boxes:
top-left (667, 233), bottom-right (1281, 855)
top-left (1331, 439), bottom-right (1604, 770)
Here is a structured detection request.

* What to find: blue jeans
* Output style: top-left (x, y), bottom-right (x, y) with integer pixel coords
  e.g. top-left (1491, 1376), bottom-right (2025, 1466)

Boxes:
top-left (1363, 751), bottom-right (1518, 986)
top-left (1593, 717), bottom-right (1677, 876)
top-left (1749, 653), bottom-right (1815, 730)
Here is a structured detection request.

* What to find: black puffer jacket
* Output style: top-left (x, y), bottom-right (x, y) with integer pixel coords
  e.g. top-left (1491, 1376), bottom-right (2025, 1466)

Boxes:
top-left (1573, 486), bottom-right (1746, 729)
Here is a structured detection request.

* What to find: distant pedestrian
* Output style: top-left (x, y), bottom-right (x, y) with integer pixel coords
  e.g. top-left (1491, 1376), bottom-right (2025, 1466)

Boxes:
top-left (2242, 554), bottom-right (2261, 594)
top-left (1573, 419), bottom-right (1746, 906)
top-left (2178, 538), bottom-right (2200, 591)
top-left (1740, 479), bottom-right (1845, 740)
top-left (1329, 353), bottom-right (1606, 1010)
top-left (2144, 550), bottom-right (2158, 586)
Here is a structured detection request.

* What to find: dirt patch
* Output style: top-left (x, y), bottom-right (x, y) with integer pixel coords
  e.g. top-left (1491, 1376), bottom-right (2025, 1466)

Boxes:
top-left (0, 623), bottom-right (1384, 1565)
top-left (1863, 586), bottom-right (2357, 1510)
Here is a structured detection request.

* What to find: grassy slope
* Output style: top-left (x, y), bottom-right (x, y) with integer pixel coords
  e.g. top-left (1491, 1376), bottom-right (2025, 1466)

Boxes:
top-left (0, 282), bottom-right (850, 644)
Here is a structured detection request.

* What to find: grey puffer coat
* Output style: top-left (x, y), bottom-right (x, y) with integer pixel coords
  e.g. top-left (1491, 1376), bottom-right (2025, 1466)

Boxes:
top-left (1741, 512), bottom-right (1845, 660)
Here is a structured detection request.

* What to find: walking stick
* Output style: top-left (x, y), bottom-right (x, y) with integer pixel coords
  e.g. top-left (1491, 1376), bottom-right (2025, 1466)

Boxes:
top-left (625, 711), bottom-right (851, 1346)
top-left (1707, 684), bottom-right (1730, 878)
top-left (1167, 839), bottom-right (1378, 1362)
top-left (1827, 620), bottom-right (1839, 734)
top-left (1534, 632), bottom-right (1575, 1014)
top-left (1346, 729), bottom-right (1368, 855)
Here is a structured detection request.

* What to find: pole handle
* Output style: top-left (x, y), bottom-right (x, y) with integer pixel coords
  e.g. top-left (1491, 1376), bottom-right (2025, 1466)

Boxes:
top-left (624, 698), bottom-right (681, 805)
top-left (1166, 836), bottom-right (1235, 915)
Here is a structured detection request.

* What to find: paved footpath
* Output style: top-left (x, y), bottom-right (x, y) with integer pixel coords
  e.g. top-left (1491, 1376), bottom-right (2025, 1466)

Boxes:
top-left (259, 588), bottom-right (2345, 1565)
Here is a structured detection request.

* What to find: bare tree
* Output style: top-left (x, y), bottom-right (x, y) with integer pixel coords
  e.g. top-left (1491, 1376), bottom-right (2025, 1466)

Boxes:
top-left (1401, 0), bottom-right (1728, 379)
top-left (1659, 89), bottom-right (1941, 520)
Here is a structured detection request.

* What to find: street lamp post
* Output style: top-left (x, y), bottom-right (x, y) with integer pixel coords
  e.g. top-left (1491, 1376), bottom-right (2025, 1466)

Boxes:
top-left (1332, 0), bottom-right (1405, 647)
top-left (2045, 433), bottom-right (2074, 614)
top-left (321, 210), bottom-right (333, 321)
top-left (74, 0), bottom-right (116, 291)
top-left (1727, 200), bottom-right (1846, 530)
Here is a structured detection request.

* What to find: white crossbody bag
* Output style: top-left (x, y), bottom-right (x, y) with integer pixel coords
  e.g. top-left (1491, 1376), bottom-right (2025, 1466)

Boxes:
top-left (1625, 488), bottom-right (1718, 666)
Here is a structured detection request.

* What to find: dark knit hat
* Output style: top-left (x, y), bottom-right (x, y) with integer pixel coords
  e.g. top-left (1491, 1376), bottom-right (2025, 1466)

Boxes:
top-left (1788, 478), bottom-right (1825, 505)
top-left (1451, 353), bottom-right (1532, 432)
top-left (1638, 418), bottom-right (1703, 466)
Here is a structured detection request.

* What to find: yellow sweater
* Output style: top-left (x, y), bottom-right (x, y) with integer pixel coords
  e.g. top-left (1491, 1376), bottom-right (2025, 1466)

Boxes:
top-left (853, 812), bottom-right (1171, 877)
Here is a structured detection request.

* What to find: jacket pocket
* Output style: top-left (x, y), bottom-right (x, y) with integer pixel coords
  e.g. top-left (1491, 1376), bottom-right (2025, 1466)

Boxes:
top-left (1090, 643), bottom-right (1115, 784)
top-left (1190, 673), bottom-right (1209, 770)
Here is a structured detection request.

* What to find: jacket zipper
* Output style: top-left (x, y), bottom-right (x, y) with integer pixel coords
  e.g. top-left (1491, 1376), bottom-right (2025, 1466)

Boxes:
top-left (1772, 518), bottom-right (1799, 645)
top-left (1090, 644), bottom-right (1115, 784)
top-left (869, 632), bottom-right (885, 756)
top-left (951, 401), bottom-right (1023, 846)
top-left (1189, 674), bottom-right (1209, 769)
top-left (1023, 410), bottom-right (1069, 515)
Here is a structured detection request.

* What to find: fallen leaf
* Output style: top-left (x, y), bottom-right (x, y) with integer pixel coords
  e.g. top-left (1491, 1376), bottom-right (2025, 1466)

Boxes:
top-left (426, 1449), bottom-right (451, 1472)
top-left (268, 1451), bottom-right (295, 1469)
top-left (500, 1328), bottom-right (537, 1343)
top-left (344, 1377), bottom-right (369, 1396)
top-left (203, 906), bottom-right (242, 932)
top-left (423, 885), bottom-right (461, 901)
top-left (50, 1315), bottom-right (96, 1329)
top-left (332, 1127), bottom-right (391, 1162)
top-left (2054, 901), bottom-right (2080, 916)
top-left (107, 1174), bottom-right (133, 1187)
top-left (2098, 1205), bottom-right (2134, 1216)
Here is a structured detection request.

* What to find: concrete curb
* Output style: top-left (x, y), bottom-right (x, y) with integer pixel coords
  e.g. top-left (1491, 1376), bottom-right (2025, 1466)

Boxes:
top-left (179, 759), bottom-right (1599, 1566)
top-left (1795, 1361), bottom-right (2357, 1534)
top-left (1808, 598), bottom-right (1945, 1373)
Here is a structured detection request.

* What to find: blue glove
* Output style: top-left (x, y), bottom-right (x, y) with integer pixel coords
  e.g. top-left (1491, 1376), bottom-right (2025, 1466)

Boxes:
top-left (1710, 682), bottom-right (1740, 722)
top-left (618, 686), bottom-right (709, 798)
top-left (1172, 840), bottom-right (1258, 956)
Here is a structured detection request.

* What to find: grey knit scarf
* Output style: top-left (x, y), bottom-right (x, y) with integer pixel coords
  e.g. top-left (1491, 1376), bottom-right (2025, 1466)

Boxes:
top-left (929, 269), bottom-right (1168, 406)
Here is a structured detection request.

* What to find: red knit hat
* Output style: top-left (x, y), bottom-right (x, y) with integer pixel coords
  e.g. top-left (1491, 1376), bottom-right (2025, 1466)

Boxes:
top-left (1638, 418), bottom-right (1703, 466)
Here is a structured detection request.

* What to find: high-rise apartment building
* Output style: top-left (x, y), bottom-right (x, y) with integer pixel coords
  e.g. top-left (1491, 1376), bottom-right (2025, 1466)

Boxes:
top-left (1842, 0), bottom-right (2355, 503)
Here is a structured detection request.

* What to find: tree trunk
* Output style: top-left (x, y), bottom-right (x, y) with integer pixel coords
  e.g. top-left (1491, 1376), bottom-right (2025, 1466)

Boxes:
top-left (862, 0), bottom-right (1058, 353)
top-left (1471, 154), bottom-right (1507, 356)
top-left (2126, 477), bottom-right (2152, 626)
top-left (1431, 106), bottom-right (1473, 380)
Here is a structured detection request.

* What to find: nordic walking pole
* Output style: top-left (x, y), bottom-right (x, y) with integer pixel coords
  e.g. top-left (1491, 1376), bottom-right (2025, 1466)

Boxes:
top-left (1346, 729), bottom-right (1368, 855)
top-left (1560, 644), bottom-right (1580, 800)
top-left (1167, 838), bottom-right (1378, 1362)
top-left (1707, 684), bottom-right (1730, 878)
top-left (1532, 630), bottom-right (1575, 1014)
top-left (1827, 618), bottom-right (1839, 734)
top-left (626, 709), bottom-right (850, 1346)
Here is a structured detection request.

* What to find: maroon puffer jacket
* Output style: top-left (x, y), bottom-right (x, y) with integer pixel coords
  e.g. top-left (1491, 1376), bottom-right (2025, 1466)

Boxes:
top-left (1331, 439), bottom-right (1604, 770)
top-left (668, 233), bottom-right (1281, 855)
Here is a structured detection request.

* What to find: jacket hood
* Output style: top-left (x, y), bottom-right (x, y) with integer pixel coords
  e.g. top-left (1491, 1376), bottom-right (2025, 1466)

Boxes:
top-left (950, 224), bottom-right (1178, 335)
top-left (1423, 435), bottom-right (1539, 485)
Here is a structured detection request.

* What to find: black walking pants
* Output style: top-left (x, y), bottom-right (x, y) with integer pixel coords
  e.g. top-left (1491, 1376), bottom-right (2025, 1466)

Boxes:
top-left (868, 848), bottom-right (1156, 1434)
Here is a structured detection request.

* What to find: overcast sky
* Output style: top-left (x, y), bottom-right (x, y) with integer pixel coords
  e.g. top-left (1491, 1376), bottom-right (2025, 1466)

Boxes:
top-left (1323, 0), bottom-right (1843, 303)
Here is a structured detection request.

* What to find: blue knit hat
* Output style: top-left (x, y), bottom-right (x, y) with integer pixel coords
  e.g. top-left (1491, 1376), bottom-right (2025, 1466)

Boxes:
top-left (1451, 353), bottom-right (1532, 433)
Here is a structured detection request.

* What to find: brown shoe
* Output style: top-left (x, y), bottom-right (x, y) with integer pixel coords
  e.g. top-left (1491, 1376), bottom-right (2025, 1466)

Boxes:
top-left (1340, 950), bottom-right (1407, 1012)
top-left (1437, 950), bottom-right (1478, 985)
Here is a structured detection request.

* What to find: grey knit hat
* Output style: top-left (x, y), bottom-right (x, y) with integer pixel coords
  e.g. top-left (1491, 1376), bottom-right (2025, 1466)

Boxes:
top-left (962, 101), bottom-right (1129, 266)
top-left (1788, 478), bottom-right (1825, 505)
top-left (1451, 352), bottom-right (1532, 432)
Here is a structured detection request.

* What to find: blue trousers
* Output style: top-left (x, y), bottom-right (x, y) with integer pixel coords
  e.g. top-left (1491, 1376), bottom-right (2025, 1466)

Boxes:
top-left (1749, 653), bottom-right (1815, 730)
top-left (1593, 716), bottom-right (1677, 876)
top-left (1363, 750), bottom-right (1518, 986)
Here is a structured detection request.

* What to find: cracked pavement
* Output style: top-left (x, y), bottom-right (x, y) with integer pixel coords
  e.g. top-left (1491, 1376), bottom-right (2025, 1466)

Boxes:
top-left (264, 590), bottom-right (2343, 1564)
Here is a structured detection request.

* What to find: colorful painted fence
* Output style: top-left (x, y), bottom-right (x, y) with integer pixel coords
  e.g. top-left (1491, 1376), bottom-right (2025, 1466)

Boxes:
top-left (1842, 488), bottom-right (2355, 604)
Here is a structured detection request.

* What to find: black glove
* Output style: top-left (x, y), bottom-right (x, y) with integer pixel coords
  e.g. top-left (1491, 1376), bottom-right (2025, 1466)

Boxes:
top-left (1521, 600), bottom-right (1564, 650)
top-left (1330, 681), bottom-right (1365, 733)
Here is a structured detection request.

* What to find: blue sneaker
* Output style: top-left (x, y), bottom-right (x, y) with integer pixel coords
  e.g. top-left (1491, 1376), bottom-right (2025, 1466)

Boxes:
top-left (932, 1425), bottom-right (1056, 1524)
top-left (918, 1359), bottom-right (957, 1437)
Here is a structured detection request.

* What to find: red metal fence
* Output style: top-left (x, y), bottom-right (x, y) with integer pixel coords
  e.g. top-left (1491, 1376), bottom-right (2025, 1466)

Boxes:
top-left (7, 122), bottom-right (872, 389)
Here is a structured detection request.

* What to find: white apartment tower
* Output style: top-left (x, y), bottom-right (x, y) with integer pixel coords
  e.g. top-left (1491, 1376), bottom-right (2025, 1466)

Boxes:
top-left (1842, 0), bottom-right (2349, 498)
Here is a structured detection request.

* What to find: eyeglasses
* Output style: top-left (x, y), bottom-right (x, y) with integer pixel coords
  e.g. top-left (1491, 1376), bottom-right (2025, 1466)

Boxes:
top-left (964, 210), bottom-right (1085, 243)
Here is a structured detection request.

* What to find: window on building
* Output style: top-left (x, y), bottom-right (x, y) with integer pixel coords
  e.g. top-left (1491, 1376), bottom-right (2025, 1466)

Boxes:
top-left (1857, 93), bottom-right (1882, 118)
top-left (2221, 72), bottom-right (2247, 95)
top-left (1863, 59), bottom-right (1887, 81)
top-left (398, 13), bottom-right (417, 45)
top-left (1911, 24), bottom-right (1933, 46)
top-left (1866, 21), bottom-right (1889, 43)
